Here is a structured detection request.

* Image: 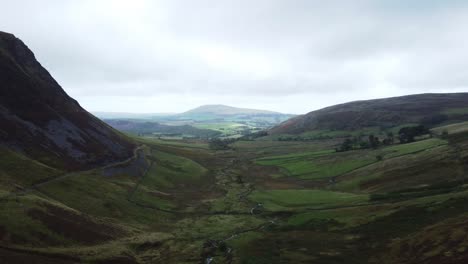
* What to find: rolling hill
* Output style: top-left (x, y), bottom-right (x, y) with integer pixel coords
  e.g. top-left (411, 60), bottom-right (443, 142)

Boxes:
top-left (174, 105), bottom-right (294, 129)
top-left (0, 31), bottom-right (135, 170)
top-left (270, 93), bottom-right (468, 135)
top-left (104, 119), bottom-right (222, 138)
top-left (177, 104), bottom-right (294, 121)
top-left (181, 104), bottom-right (279, 116)
top-left (96, 105), bottom-right (295, 139)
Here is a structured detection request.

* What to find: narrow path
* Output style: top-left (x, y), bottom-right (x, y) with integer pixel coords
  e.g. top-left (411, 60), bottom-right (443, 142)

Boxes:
top-left (0, 145), bottom-right (145, 201)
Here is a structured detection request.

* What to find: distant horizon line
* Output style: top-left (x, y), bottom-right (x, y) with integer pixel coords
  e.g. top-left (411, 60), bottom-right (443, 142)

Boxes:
top-left (91, 103), bottom-right (297, 115)
top-left (89, 92), bottom-right (468, 116)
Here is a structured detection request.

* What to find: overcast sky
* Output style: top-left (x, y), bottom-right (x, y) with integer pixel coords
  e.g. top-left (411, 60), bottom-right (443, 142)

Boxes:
top-left (2, 0), bottom-right (468, 114)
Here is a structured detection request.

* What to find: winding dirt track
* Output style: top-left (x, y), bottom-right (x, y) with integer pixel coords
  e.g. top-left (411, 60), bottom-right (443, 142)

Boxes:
top-left (0, 145), bottom-right (145, 201)
top-left (0, 146), bottom-right (146, 263)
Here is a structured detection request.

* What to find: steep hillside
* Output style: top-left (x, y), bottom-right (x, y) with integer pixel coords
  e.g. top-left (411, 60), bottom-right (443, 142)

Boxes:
top-left (270, 93), bottom-right (468, 135)
top-left (0, 31), bottom-right (135, 170)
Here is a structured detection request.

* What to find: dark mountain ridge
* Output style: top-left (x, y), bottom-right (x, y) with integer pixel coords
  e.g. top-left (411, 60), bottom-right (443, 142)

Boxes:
top-left (0, 31), bottom-right (135, 170)
top-left (270, 93), bottom-right (468, 135)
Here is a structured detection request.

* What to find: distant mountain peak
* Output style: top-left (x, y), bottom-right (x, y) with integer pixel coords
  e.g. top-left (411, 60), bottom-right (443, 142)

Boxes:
top-left (182, 104), bottom-right (280, 115)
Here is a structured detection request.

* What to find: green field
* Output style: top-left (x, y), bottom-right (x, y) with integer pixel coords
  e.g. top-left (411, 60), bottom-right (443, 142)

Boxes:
top-left (249, 189), bottom-right (369, 211)
top-left (193, 122), bottom-right (253, 138)
top-left (432, 121), bottom-right (468, 135)
top-left (256, 149), bottom-right (376, 180)
top-left (379, 138), bottom-right (447, 158)
top-left (232, 139), bottom-right (337, 158)
top-left (255, 138), bottom-right (448, 181)
top-left (261, 124), bottom-right (419, 141)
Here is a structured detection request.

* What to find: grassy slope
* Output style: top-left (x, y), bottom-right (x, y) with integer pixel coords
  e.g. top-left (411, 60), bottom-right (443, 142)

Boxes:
top-left (270, 93), bottom-right (468, 135)
top-left (255, 138), bottom-right (447, 182)
top-left (0, 147), bottom-right (63, 190)
top-left (334, 140), bottom-right (454, 193)
top-left (0, 138), bottom-right (218, 262)
top-left (240, 124), bottom-right (468, 263)
top-left (1, 122), bottom-right (468, 263)
top-left (142, 149), bottom-right (207, 189)
top-left (432, 121), bottom-right (468, 135)
top-left (249, 189), bottom-right (368, 211)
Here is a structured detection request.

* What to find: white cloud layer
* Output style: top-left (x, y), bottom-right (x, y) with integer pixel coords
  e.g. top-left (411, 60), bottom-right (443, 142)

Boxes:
top-left (2, 0), bottom-right (468, 113)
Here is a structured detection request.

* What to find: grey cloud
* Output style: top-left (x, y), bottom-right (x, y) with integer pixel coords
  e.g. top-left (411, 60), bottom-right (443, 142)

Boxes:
top-left (1, 0), bottom-right (468, 113)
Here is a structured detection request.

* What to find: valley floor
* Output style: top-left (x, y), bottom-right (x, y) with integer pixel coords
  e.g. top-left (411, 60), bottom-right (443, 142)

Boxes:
top-left (1, 125), bottom-right (468, 263)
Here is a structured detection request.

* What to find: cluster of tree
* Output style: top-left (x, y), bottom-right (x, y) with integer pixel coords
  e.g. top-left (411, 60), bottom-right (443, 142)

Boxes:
top-left (209, 130), bottom-right (269, 148)
top-left (337, 133), bottom-right (395, 152)
top-left (208, 138), bottom-right (237, 150)
top-left (239, 131), bottom-right (268, 141)
top-left (398, 125), bottom-right (429, 143)
top-left (337, 125), bottom-right (430, 152)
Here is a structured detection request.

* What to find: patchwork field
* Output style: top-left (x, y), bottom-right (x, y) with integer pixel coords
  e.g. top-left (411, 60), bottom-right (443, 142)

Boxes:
top-left (254, 138), bottom-right (448, 181)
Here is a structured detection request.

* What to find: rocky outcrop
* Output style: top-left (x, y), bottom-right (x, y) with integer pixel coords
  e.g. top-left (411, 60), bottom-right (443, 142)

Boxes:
top-left (0, 31), bottom-right (135, 170)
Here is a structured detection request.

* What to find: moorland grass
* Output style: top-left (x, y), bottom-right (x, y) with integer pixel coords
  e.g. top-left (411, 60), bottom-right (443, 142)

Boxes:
top-left (249, 189), bottom-right (369, 211)
top-left (442, 106), bottom-right (468, 115)
top-left (35, 171), bottom-right (172, 226)
top-left (0, 195), bottom-right (72, 246)
top-left (141, 149), bottom-right (208, 189)
top-left (0, 147), bottom-right (63, 189)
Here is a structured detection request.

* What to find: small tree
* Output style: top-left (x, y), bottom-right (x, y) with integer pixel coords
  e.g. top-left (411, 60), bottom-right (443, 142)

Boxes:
top-left (337, 138), bottom-right (353, 152)
top-left (209, 139), bottom-right (230, 150)
top-left (368, 134), bottom-right (380, 149)
top-left (359, 140), bottom-right (370, 149)
top-left (441, 130), bottom-right (449, 139)
top-left (386, 132), bottom-right (394, 145)
top-left (398, 125), bottom-right (429, 144)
